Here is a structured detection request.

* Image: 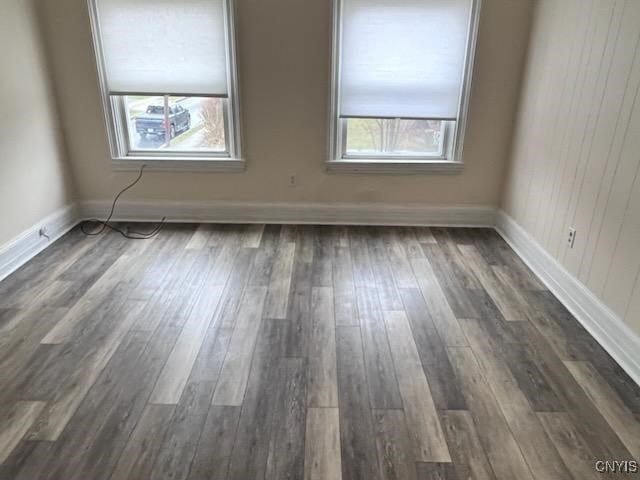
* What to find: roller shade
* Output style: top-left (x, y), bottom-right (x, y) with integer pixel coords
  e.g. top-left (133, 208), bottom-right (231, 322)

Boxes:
top-left (95, 0), bottom-right (229, 96)
top-left (338, 0), bottom-right (473, 119)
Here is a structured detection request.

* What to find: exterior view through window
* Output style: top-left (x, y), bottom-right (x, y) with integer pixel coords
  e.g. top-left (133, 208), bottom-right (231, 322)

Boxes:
top-left (344, 118), bottom-right (447, 157)
top-left (125, 96), bottom-right (226, 152)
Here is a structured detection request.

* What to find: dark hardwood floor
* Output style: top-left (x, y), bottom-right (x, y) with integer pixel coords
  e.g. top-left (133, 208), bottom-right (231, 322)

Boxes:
top-left (0, 223), bottom-right (638, 480)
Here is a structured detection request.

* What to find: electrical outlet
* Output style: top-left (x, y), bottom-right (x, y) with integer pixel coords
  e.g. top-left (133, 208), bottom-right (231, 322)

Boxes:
top-left (288, 174), bottom-right (297, 187)
top-left (567, 227), bottom-right (576, 248)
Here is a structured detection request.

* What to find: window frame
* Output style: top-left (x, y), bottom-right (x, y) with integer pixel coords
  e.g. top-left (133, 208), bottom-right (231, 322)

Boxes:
top-left (327, 0), bottom-right (482, 174)
top-left (87, 0), bottom-right (245, 172)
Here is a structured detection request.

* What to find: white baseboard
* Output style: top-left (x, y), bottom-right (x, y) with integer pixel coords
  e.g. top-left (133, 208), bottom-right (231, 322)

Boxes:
top-left (496, 210), bottom-right (640, 386)
top-left (80, 200), bottom-right (497, 227)
top-left (3, 199), bottom-right (637, 386)
top-left (0, 204), bottom-right (80, 282)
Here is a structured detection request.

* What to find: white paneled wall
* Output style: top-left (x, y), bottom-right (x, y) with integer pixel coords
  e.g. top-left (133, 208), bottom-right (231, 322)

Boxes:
top-left (503, 0), bottom-right (640, 334)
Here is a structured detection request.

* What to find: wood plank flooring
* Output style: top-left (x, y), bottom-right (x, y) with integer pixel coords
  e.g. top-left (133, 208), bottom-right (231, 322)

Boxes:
top-left (0, 224), bottom-right (639, 480)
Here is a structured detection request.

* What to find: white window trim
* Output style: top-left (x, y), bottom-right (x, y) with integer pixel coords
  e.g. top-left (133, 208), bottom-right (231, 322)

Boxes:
top-left (326, 0), bottom-right (482, 175)
top-left (87, 0), bottom-right (245, 172)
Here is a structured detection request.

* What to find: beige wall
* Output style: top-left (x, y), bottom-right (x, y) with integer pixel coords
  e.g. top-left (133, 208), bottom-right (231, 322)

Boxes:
top-left (503, 0), bottom-right (640, 334)
top-left (0, 0), bottom-right (76, 245)
top-left (36, 0), bottom-right (534, 207)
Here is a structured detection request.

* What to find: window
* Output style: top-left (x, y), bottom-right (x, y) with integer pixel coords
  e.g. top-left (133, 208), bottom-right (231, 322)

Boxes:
top-left (88, 0), bottom-right (242, 169)
top-left (329, 0), bottom-right (480, 172)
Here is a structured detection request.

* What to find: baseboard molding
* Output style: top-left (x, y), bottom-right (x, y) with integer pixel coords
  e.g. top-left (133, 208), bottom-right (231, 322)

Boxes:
top-left (495, 210), bottom-right (640, 386)
top-left (0, 204), bottom-right (80, 282)
top-left (3, 200), bottom-right (637, 386)
top-left (80, 200), bottom-right (497, 227)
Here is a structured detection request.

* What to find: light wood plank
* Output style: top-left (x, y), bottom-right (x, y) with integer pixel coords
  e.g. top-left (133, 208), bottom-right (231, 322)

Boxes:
top-left (447, 347), bottom-right (535, 480)
top-left (264, 242), bottom-right (296, 319)
top-left (265, 357), bottom-right (307, 480)
top-left (383, 310), bottom-right (451, 463)
top-left (383, 229), bottom-right (418, 289)
top-left (461, 318), bottom-right (572, 480)
top-left (304, 408), bottom-right (342, 480)
top-left (307, 287), bottom-right (338, 407)
top-left (414, 227), bottom-right (437, 244)
top-left (242, 224), bottom-right (265, 248)
top-left (411, 258), bottom-right (467, 346)
top-left (212, 286), bottom-right (268, 406)
top-left (336, 326), bottom-right (382, 480)
top-left (41, 245), bottom-right (147, 344)
top-left (333, 246), bottom-right (358, 326)
top-left (149, 285), bottom-right (224, 404)
top-left (185, 224), bottom-right (213, 250)
top-left (457, 244), bottom-right (531, 321)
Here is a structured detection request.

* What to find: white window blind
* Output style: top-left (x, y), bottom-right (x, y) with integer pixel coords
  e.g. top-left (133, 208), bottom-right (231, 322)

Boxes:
top-left (338, 0), bottom-right (473, 119)
top-left (96, 0), bottom-right (229, 96)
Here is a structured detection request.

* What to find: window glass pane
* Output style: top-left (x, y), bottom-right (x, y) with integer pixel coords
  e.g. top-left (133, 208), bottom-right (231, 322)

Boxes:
top-left (344, 118), bottom-right (447, 157)
top-left (124, 96), bottom-right (227, 152)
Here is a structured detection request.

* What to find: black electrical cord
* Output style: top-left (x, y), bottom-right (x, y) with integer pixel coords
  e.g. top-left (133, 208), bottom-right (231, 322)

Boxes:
top-left (80, 164), bottom-right (166, 239)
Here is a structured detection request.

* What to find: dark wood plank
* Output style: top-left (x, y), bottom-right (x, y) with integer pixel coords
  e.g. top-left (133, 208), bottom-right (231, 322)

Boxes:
top-left (307, 287), bottom-right (338, 407)
top-left (248, 224), bottom-right (282, 287)
top-left (187, 406), bottom-right (240, 480)
top-left (265, 357), bottom-right (307, 480)
top-left (416, 463), bottom-right (459, 480)
top-left (457, 244), bottom-right (532, 322)
top-left (349, 227), bottom-right (376, 288)
top-left (355, 287), bottom-right (403, 409)
top-left (21, 327), bottom-right (180, 480)
top-left (399, 288), bottom-right (466, 410)
top-left (311, 226), bottom-right (334, 287)
top-left (149, 381), bottom-right (213, 480)
top-left (285, 255), bottom-right (313, 358)
top-left (0, 401), bottom-right (45, 463)
top-left (439, 410), bottom-right (496, 480)
top-left (372, 409), bottom-right (417, 480)
top-left (383, 310), bottom-right (450, 462)
top-left (336, 326), bottom-right (381, 480)
top-left (333, 245), bottom-right (358, 326)
top-left (421, 243), bottom-right (479, 318)
top-left (537, 412), bottom-right (601, 480)
top-left (460, 318), bottom-right (573, 480)
top-left (212, 287), bottom-right (267, 406)
top-left (564, 361), bottom-right (640, 460)
top-left (0, 440), bottom-right (55, 480)
top-left (501, 341), bottom-right (565, 412)
top-left (212, 247), bottom-right (256, 329)
top-left (520, 323), bottom-right (636, 465)
top-left (366, 228), bottom-right (404, 310)
top-left (446, 347), bottom-right (534, 480)
top-left (227, 320), bottom-right (286, 480)
top-left (109, 404), bottom-right (176, 480)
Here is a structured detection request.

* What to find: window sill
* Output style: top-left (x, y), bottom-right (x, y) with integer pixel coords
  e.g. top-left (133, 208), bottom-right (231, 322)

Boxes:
top-left (111, 157), bottom-right (246, 173)
top-left (326, 159), bottom-right (463, 175)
